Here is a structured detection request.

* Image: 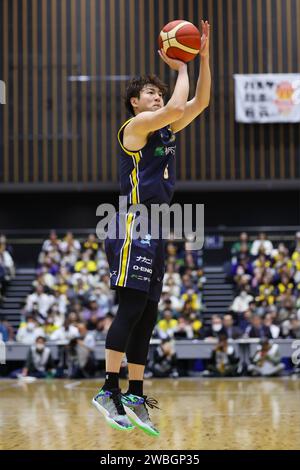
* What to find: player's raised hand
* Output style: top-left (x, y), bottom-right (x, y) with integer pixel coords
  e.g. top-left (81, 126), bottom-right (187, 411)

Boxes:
top-left (199, 20), bottom-right (210, 57)
top-left (158, 48), bottom-right (187, 71)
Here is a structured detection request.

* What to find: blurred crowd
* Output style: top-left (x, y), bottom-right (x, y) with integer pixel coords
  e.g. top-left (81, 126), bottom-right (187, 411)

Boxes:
top-left (228, 231), bottom-right (300, 340)
top-left (1, 229), bottom-right (300, 378)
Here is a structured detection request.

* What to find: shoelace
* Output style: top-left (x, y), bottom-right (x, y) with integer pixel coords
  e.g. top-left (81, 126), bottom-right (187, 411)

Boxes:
top-left (143, 395), bottom-right (160, 410)
top-left (110, 390), bottom-right (126, 415)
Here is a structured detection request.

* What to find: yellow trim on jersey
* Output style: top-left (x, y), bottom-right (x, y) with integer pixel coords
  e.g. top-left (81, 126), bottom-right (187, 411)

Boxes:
top-left (116, 212), bottom-right (135, 287)
top-left (117, 119), bottom-right (141, 204)
top-left (117, 118), bottom-right (136, 156)
top-left (130, 156), bottom-right (140, 204)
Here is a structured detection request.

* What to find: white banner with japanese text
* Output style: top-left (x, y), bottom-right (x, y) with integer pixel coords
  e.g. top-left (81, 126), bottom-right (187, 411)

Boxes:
top-left (234, 74), bottom-right (300, 123)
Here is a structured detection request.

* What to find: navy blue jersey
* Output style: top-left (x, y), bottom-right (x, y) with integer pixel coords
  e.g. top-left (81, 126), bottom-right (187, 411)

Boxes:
top-left (117, 118), bottom-right (176, 206)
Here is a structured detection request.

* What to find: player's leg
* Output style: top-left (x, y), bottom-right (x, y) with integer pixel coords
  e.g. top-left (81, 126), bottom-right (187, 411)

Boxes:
top-left (122, 298), bottom-right (160, 436)
top-left (92, 287), bottom-right (148, 431)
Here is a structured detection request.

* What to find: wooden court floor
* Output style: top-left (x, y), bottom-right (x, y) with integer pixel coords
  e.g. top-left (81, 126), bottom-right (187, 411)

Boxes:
top-left (1, 377), bottom-right (300, 450)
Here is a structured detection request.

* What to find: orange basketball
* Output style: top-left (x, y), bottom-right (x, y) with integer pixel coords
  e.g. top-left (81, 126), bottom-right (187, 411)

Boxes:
top-left (158, 20), bottom-right (201, 63)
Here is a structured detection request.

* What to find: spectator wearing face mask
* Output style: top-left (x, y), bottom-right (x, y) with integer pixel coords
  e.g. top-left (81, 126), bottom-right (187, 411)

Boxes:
top-left (16, 316), bottom-right (45, 345)
top-left (10, 336), bottom-right (55, 379)
top-left (204, 315), bottom-right (226, 340)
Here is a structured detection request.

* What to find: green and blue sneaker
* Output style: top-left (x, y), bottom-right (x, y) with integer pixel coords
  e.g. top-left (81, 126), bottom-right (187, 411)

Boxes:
top-left (92, 388), bottom-right (134, 431)
top-left (121, 393), bottom-right (160, 437)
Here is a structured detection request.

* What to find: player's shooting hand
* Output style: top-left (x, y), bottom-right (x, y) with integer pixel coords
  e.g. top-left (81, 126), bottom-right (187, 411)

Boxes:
top-left (158, 49), bottom-right (187, 71)
top-left (199, 20), bottom-right (210, 57)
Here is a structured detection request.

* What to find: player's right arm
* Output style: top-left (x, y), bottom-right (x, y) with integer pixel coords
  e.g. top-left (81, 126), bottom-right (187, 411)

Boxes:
top-left (127, 52), bottom-right (189, 135)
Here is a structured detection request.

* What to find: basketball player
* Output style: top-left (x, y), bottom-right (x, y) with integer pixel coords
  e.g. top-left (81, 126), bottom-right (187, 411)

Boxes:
top-left (93, 21), bottom-right (210, 435)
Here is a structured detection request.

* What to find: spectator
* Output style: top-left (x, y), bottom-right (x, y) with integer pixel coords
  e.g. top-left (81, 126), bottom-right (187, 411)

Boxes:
top-left (0, 242), bottom-right (15, 284)
top-left (11, 336), bottom-right (55, 379)
top-left (248, 338), bottom-right (284, 376)
top-left (223, 314), bottom-right (243, 339)
top-left (66, 323), bottom-right (96, 378)
top-left (188, 312), bottom-right (204, 339)
top-left (156, 309), bottom-right (178, 339)
top-left (67, 311), bottom-right (81, 326)
top-left (91, 283), bottom-right (113, 316)
top-left (281, 315), bottom-right (300, 339)
top-left (237, 304), bottom-right (255, 332)
top-left (173, 316), bottom-right (194, 339)
top-left (231, 256), bottom-right (253, 287)
top-left (244, 315), bottom-right (272, 339)
top-left (50, 317), bottom-right (79, 342)
top-left (231, 289), bottom-right (254, 315)
top-left (93, 313), bottom-right (114, 341)
top-left (292, 231), bottom-right (300, 254)
top-left (25, 285), bottom-right (55, 320)
top-left (83, 233), bottom-right (99, 254)
top-left (163, 262), bottom-right (181, 287)
top-left (0, 315), bottom-right (14, 342)
top-left (16, 316), bottom-right (45, 345)
top-left (204, 315), bottom-right (226, 340)
top-left (164, 276), bottom-right (181, 297)
top-left (206, 334), bottom-right (239, 377)
top-left (42, 230), bottom-right (60, 253)
top-left (74, 251), bottom-right (97, 274)
top-left (43, 313), bottom-right (60, 339)
top-left (158, 286), bottom-right (183, 313)
top-left (148, 337), bottom-right (179, 378)
top-left (82, 296), bottom-right (104, 322)
top-left (59, 231), bottom-right (81, 254)
top-left (250, 232), bottom-right (273, 257)
top-left (0, 234), bottom-right (13, 256)
top-left (93, 317), bottom-right (107, 341)
top-left (263, 313), bottom-right (280, 339)
top-left (181, 288), bottom-right (201, 312)
top-left (231, 232), bottom-right (252, 260)
top-left (288, 317), bottom-right (300, 338)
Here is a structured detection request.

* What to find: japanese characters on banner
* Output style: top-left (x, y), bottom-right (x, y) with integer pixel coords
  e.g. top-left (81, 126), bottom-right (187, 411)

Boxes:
top-left (234, 74), bottom-right (300, 123)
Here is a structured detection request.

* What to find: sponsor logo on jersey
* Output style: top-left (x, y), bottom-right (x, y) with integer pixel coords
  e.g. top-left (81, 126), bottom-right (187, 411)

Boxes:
top-left (130, 274), bottom-right (151, 282)
top-left (141, 234), bottom-right (152, 246)
top-left (154, 146), bottom-right (165, 157)
top-left (136, 256), bottom-right (153, 265)
top-left (165, 146), bottom-right (176, 156)
top-left (154, 145), bottom-right (176, 157)
top-left (133, 265), bottom-right (153, 274)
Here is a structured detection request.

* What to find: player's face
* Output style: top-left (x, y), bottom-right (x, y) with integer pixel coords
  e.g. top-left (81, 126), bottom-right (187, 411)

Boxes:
top-left (138, 85), bottom-right (164, 112)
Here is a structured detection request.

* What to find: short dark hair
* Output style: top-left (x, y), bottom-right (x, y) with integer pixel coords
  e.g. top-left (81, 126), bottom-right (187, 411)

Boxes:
top-left (125, 74), bottom-right (168, 115)
top-left (36, 336), bottom-right (46, 342)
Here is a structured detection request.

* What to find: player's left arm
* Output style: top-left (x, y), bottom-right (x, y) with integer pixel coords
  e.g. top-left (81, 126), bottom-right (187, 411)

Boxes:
top-left (171, 20), bottom-right (211, 133)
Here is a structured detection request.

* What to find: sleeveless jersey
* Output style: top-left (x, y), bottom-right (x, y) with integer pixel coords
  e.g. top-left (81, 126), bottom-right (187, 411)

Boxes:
top-left (117, 118), bottom-right (176, 206)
